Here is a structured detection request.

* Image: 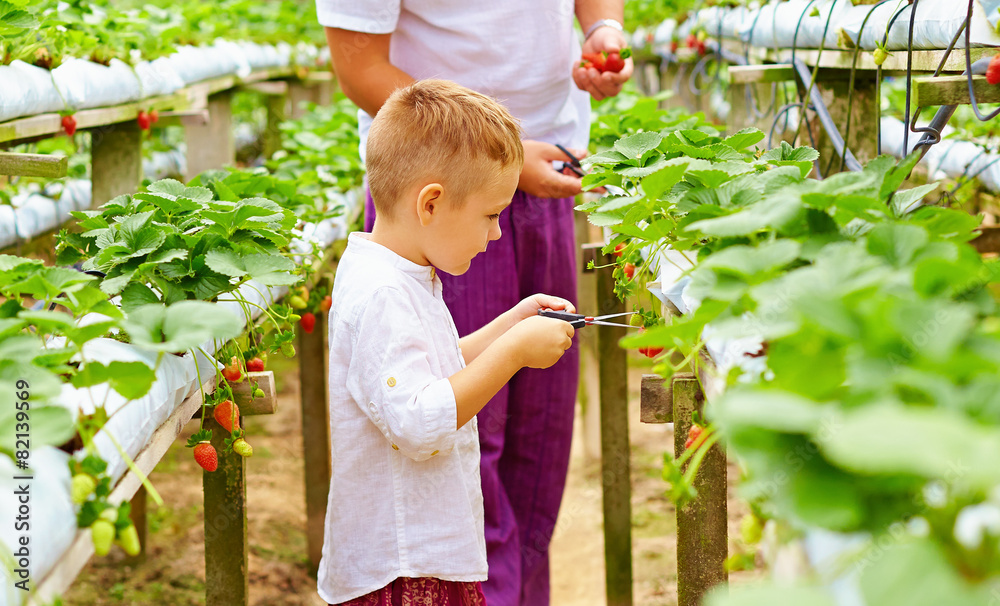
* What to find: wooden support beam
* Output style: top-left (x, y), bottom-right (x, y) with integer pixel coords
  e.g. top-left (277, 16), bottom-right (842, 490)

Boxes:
top-left (185, 92), bottom-right (234, 181)
top-left (576, 221), bottom-right (602, 464)
top-left (812, 74), bottom-right (879, 173)
top-left (240, 80), bottom-right (289, 96)
top-left (673, 374), bottom-right (728, 606)
top-left (639, 374), bottom-right (672, 423)
top-left (156, 109), bottom-right (210, 127)
top-left (972, 225), bottom-right (1000, 254)
top-left (914, 75), bottom-right (1000, 108)
top-left (204, 411), bottom-right (249, 606)
top-left (91, 121), bottom-right (142, 207)
top-left (127, 486), bottom-right (148, 562)
top-left (729, 64), bottom-right (796, 84)
top-left (29, 374), bottom-right (216, 605)
top-left (288, 81), bottom-right (320, 119)
top-left (595, 248), bottom-right (633, 606)
top-left (231, 371), bottom-right (278, 415)
top-left (263, 92), bottom-right (287, 161)
top-left (0, 152), bottom-right (67, 178)
top-left (299, 310), bottom-right (331, 573)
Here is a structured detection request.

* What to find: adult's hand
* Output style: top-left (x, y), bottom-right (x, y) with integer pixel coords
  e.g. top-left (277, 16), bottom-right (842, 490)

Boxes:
top-left (518, 140), bottom-right (589, 199)
top-left (572, 27), bottom-right (633, 101)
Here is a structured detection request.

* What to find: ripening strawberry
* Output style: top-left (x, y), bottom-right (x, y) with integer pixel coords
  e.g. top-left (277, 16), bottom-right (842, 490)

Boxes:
top-left (300, 311), bottom-right (316, 334)
top-left (987, 54), bottom-right (1000, 85)
top-left (581, 52), bottom-right (606, 71)
top-left (603, 49), bottom-right (630, 73)
top-left (213, 400), bottom-right (241, 433)
top-left (685, 424), bottom-right (704, 450)
top-left (137, 110), bottom-right (152, 130)
top-left (623, 263), bottom-right (636, 280)
top-left (320, 295), bottom-right (332, 313)
top-left (61, 114), bottom-right (77, 137)
top-left (149, 109), bottom-right (159, 123)
top-left (246, 357), bottom-right (265, 373)
top-left (222, 356), bottom-right (242, 383)
top-left (193, 441), bottom-right (218, 472)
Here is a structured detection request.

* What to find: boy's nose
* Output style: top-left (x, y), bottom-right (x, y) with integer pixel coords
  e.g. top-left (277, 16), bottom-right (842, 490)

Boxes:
top-left (489, 224), bottom-right (502, 242)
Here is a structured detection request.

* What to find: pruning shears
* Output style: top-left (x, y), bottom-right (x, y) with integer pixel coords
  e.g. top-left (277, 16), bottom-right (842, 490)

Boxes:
top-left (538, 308), bottom-right (638, 329)
top-left (554, 143), bottom-right (586, 178)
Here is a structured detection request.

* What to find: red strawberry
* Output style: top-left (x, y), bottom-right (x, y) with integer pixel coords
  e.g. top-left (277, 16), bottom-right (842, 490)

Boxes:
top-left (193, 442), bottom-right (218, 472)
top-left (300, 311), bottom-right (316, 334)
top-left (213, 400), bottom-right (241, 433)
top-left (696, 40), bottom-right (708, 56)
top-left (613, 243), bottom-right (626, 258)
top-left (581, 52), bottom-right (606, 71)
top-left (221, 356), bottom-right (242, 383)
top-left (988, 54), bottom-right (1000, 85)
top-left (603, 50), bottom-right (628, 73)
top-left (686, 33), bottom-right (698, 49)
top-left (320, 295), bottom-right (332, 313)
top-left (137, 110), bottom-right (152, 130)
top-left (645, 344), bottom-right (664, 358)
top-left (670, 40), bottom-right (679, 53)
top-left (623, 262), bottom-right (635, 280)
top-left (246, 357), bottom-right (265, 373)
top-left (685, 424), bottom-right (704, 450)
top-left (61, 114), bottom-right (77, 137)
top-left (149, 109), bottom-right (159, 123)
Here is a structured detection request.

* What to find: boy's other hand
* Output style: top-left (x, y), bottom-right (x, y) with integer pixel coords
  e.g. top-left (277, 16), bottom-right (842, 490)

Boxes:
top-left (518, 140), bottom-right (588, 199)
top-left (502, 315), bottom-right (575, 369)
top-left (510, 294), bottom-right (575, 324)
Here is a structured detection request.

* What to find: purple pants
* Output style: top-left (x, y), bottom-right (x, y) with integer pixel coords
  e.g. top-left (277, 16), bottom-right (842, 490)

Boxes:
top-left (364, 189), bottom-right (580, 606)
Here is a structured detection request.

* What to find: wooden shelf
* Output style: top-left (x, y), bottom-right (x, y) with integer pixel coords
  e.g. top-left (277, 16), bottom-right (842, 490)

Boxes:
top-left (914, 74), bottom-right (1000, 107)
top-left (0, 151), bottom-right (67, 178)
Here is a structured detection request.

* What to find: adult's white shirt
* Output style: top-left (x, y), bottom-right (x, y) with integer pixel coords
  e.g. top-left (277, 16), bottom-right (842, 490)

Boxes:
top-left (316, 0), bottom-right (591, 161)
top-left (318, 232), bottom-right (486, 604)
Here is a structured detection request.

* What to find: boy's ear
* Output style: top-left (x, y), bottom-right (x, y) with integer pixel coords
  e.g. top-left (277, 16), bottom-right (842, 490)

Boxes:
top-left (415, 183), bottom-right (445, 227)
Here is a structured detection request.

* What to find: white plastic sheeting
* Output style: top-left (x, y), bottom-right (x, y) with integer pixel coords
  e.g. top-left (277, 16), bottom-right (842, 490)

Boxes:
top-left (0, 180), bottom-right (91, 250)
top-left (0, 40), bottom-right (323, 124)
top-left (838, 0), bottom-right (1000, 51)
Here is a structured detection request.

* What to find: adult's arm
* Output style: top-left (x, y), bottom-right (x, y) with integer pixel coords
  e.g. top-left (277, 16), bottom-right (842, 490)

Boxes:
top-left (324, 28), bottom-right (415, 116)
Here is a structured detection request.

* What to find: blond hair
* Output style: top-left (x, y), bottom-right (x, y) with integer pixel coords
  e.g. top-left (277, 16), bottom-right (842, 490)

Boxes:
top-left (366, 79), bottom-right (524, 221)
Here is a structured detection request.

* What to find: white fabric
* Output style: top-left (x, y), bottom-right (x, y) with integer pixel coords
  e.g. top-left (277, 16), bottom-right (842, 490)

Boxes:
top-left (0, 61), bottom-right (65, 122)
top-left (838, 0), bottom-right (1000, 51)
top-left (319, 231), bottom-right (486, 603)
top-left (315, 0), bottom-right (591, 162)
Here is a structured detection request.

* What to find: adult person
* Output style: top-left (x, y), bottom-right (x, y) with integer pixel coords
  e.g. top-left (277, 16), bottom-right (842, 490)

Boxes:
top-left (317, 3), bottom-right (632, 604)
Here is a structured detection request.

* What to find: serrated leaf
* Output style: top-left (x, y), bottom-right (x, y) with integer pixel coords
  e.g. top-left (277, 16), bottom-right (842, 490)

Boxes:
top-left (204, 249), bottom-right (246, 278)
top-left (722, 128), bottom-right (765, 151)
top-left (614, 132), bottom-right (663, 161)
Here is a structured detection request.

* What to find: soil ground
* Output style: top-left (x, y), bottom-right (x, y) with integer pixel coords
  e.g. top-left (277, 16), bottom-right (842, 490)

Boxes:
top-left (61, 354), bottom-right (760, 606)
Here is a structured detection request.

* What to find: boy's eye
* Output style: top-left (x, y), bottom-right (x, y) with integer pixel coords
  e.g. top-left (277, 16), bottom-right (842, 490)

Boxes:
top-left (488, 213), bottom-right (501, 220)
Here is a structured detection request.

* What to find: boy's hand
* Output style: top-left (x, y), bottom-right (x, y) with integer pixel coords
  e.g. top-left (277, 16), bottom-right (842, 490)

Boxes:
top-left (501, 315), bottom-right (575, 369)
top-left (509, 294), bottom-right (575, 324)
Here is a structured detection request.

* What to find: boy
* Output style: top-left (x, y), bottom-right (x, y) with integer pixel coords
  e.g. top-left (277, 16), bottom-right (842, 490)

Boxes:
top-left (319, 79), bottom-right (578, 605)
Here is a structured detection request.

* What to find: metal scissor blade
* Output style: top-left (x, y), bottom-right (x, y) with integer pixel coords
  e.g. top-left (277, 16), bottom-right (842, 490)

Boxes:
top-left (587, 311), bottom-right (635, 321)
top-left (585, 320), bottom-right (638, 328)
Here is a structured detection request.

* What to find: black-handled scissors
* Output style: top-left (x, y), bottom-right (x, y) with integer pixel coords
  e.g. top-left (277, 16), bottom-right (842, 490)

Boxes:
top-left (554, 143), bottom-right (586, 178)
top-left (538, 308), bottom-right (638, 329)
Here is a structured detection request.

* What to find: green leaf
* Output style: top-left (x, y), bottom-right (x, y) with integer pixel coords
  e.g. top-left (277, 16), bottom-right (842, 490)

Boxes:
top-left (866, 223), bottom-right (928, 267)
top-left (121, 282), bottom-right (161, 312)
top-left (124, 301), bottom-right (243, 353)
top-left (686, 196), bottom-right (802, 237)
top-left (705, 584), bottom-right (836, 606)
top-left (722, 128), bottom-right (765, 151)
top-left (699, 240), bottom-right (801, 277)
top-left (613, 131), bottom-right (664, 160)
top-left (204, 249), bottom-right (246, 278)
top-left (640, 162), bottom-right (688, 200)
top-left (712, 389), bottom-right (828, 434)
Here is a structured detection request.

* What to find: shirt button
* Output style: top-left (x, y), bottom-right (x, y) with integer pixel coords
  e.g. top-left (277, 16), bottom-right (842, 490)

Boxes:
top-left (431, 450), bottom-right (439, 456)
top-left (387, 377), bottom-right (396, 387)
top-left (392, 444), bottom-right (399, 451)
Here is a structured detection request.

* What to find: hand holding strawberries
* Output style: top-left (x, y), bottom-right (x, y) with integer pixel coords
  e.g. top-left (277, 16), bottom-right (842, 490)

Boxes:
top-left (573, 25), bottom-right (633, 101)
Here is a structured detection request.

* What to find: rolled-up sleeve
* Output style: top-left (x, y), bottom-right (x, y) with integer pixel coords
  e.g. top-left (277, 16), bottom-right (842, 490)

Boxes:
top-left (315, 0), bottom-right (400, 33)
top-left (346, 287), bottom-right (459, 461)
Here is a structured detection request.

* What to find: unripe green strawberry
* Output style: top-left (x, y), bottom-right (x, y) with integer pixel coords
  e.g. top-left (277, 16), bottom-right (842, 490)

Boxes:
top-left (740, 513), bottom-right (763, 545)
top-left (280, 342), bottom-right (295, 357)
top-left (288, 295), bottom-right (308, 310)
top-left (91, 519), bottom-right (115, 556)
top-left (117, 523), bottom-right (141, 556)
top-left (252, 386), bottom-right (265, 398)
top-left (232, 438), bottom-right (253, 458)
top-left (873, 46), bottom-right (889, 66)
top-left (629, 314), bottom-right (644, 327)
top-left (71, 474), bottom-right (97, 504)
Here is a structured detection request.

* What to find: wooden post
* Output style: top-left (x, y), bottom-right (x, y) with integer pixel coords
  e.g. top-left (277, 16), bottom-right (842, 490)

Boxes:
top-left (299, 312), bottom-right (331, 573)
top-left (811, 75), bottom-right (879, 174)
top-left (203, 411), bottom-right (249, 606)
top-left (126, 486), bottom-right (147, 561)
top-left (263, 92), bottom-right (287, 161)
top-left (577, 232), bottom-right (602, 463)
top-left (288, 82), bottom-right (320, 120)
top-left (185, 92), bottom-right (234, 181)
top-left (91, 121), bottom-right (142, 206)
top-left (595, 249), bottom-right (633, 606)
top-left (672, 374), bottom-right (728, 606)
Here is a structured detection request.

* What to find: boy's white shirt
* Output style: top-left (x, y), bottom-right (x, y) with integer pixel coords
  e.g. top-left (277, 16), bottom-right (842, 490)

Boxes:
top-left (318, 231), bottom-right (487, 604)
top-left (315, 0), bottom-right (591, 162)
